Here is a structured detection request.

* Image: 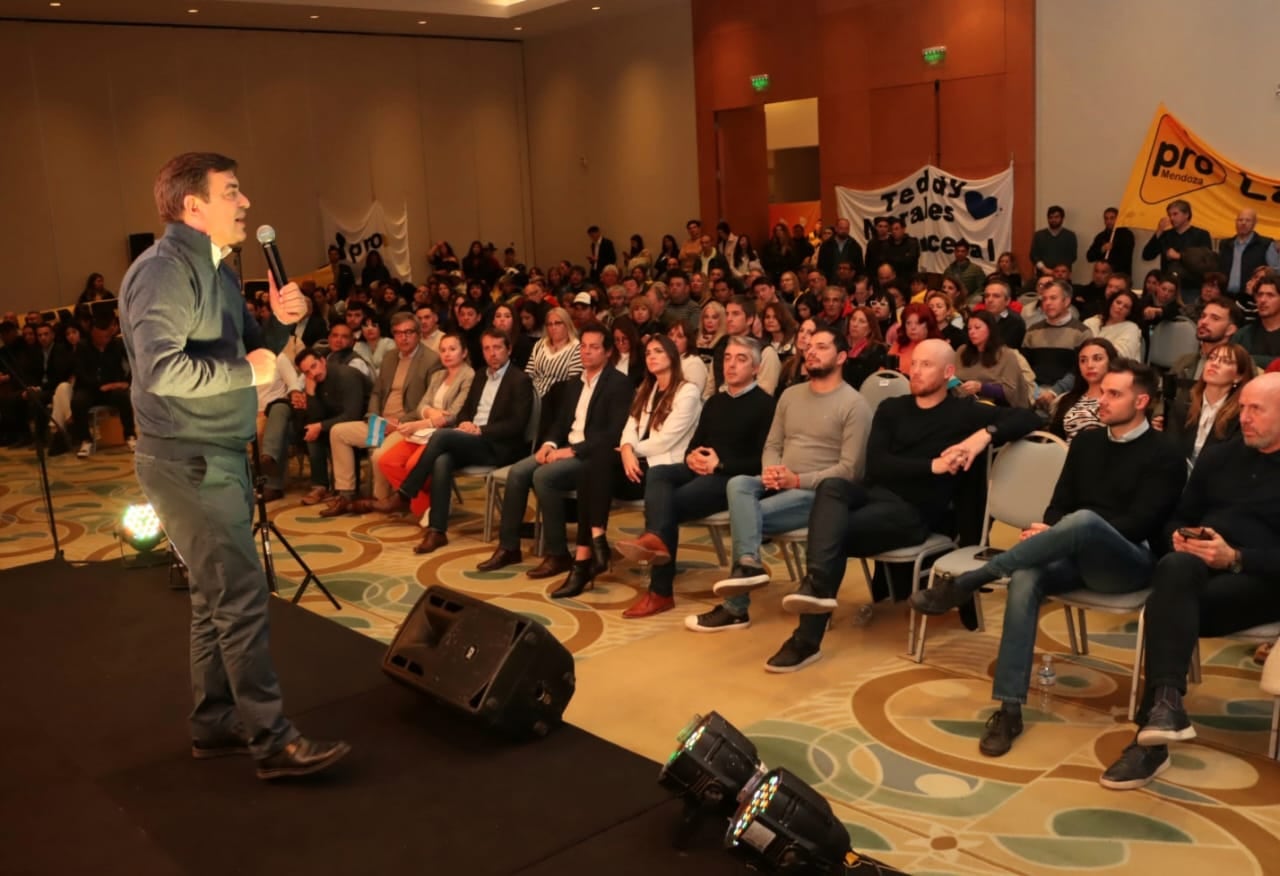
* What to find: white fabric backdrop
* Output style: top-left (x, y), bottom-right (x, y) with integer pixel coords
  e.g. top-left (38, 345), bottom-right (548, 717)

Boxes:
top-left (835, 164), bottom-right (1014, 274)
top-left (319, 201), bottom-right (413, 283)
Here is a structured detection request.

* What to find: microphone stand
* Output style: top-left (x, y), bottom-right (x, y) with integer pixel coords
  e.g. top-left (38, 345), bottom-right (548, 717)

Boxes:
top-left (249, 436), bottom-right (339, 609)
top-left (0, 355), bottom-right (63, 563)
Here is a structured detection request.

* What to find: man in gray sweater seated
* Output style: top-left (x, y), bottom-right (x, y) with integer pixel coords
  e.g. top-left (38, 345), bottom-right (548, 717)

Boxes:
top-left (686, 328), bottom-right (873, 668)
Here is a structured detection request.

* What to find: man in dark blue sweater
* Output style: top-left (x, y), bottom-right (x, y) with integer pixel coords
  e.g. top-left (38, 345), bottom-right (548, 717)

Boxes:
top-left (120, 152), bottom-right (350, 780)
top-left (913, 359), bottom-right (1186, 757)
top-left (615, 336), bottom-right (776, 618)
top-left (1100, 373), bottom-right (1280, 790)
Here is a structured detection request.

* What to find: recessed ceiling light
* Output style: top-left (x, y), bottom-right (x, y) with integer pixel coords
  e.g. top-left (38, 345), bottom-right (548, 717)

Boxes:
top-left (513, 25), bottom-right (523, 30)
top-left (309, 14), bottom-right (319, 19)
top-left (188, 8), bottom-right (199, 13)
top-left (591, 5), bottom-right (601, 9)
top-left (418, 19), bottom-right (427, 24)
top-left (49, 1), bottom-right (61, 6)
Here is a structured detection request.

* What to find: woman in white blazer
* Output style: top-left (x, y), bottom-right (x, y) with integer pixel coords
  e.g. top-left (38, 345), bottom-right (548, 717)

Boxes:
top-left (551, 334), bottom-right (702, 599)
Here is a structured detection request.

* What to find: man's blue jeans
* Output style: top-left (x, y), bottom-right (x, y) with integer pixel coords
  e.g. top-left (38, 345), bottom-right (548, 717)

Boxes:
top-left (722, 475), bottom-right (814, 615)
top-left (980, 510), bottom-right (1154, 703)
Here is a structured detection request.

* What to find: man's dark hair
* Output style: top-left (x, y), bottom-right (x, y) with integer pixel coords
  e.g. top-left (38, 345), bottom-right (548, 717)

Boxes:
top-left (0, 320), bottom-right (17, 335)
top-left (586, 225), bottom-right (600, 234)
top-left (1104, 206), bottom-right (1119, 216)
top-left (666, 269), bottom-right (688, 284)
top-left (457, 299), bottom-right (481, 315)
top-left (578, 321), bottom-right (614, 351)
top-left (1107, 358), bottom-right (1159, 411)
top-left (481, 327), bottom-right (511, 348)
top-left (1047, 205), bottom-right (1065, 217)
top-left (836, 260), bottom-right (855, 272)
top-left (686, 218), bottom-right (701, 229)
top-left (294, 347), bottom-right (319, 371)
top-left (750, 275), bottom-right (773, 290)
top-left (954, 240), bottom-right (970, 252)
top-left (154, 152), bottom-right (237, 224)
top-left (810, 325), bottom-right (849, 354)
top-left (1203, 297), bottom-right (1246, 329)
top-left (345, 302), bottom-right (365, 317)
top-left (890, 217), bottom-right (906, 229)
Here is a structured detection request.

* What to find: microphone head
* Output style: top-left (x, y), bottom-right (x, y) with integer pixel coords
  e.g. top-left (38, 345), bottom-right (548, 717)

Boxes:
top-left (256, 225), bottom-right (277, 245)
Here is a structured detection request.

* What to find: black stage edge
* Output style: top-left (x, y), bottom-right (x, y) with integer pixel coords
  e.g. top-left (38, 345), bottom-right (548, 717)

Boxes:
top-left (0, 559), bottom-right (746, 875)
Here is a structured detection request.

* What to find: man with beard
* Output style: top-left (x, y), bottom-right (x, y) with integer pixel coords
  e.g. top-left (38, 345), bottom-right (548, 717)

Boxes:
top-left (912, 359), bottom-right (1185, 757)
top-left (1086, 207), bottom-right (1135, 278)
top-left (1166, 299), bottom-right (1243, 426)
top-left (774, 340), bottom-right (1040, 672)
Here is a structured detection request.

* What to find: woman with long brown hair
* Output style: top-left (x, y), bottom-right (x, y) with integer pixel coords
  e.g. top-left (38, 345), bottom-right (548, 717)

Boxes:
top-left (1158, 342), bottom-right (1252, 469)
top-left (842, 306), bottom-right (888, 390)
top-left (551, 335), bottom-right (703, 599)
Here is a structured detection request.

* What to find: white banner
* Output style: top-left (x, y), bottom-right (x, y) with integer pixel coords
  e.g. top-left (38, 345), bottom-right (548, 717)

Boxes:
top-left (835, 164), bottom-right (1014, 274)
top-left (319, 201), bottom-right (413, 283)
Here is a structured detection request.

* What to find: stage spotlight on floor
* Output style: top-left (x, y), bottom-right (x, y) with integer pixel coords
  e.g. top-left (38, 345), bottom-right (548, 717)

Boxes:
top-left (660, 712), bottom-right (763, 809)
top-left (726, 766), bottom-right (873, 874)
top-left (117, 503), bottom-right (169, 568)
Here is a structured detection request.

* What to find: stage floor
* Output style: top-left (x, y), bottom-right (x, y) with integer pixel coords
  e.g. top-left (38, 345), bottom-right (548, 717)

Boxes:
top-left (0, 559), bottom-right (748, 875)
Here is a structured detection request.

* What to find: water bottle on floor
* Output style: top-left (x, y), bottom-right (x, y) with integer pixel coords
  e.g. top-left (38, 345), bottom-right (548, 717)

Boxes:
top-left (1037, 653), bottom-right (1056, 711)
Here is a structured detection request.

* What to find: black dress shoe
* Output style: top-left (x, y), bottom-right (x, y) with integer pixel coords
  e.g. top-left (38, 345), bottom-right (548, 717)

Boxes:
top-left (256, 737), bottom-right (352, 780)
top-left (191, 730), bottom-right (251, 759)
top-left (550, 560), bottom-right (595, 599)
top-left (477, 547), bottom-right (522, 572)
top-left (591, 535), bottom-right (611, 576)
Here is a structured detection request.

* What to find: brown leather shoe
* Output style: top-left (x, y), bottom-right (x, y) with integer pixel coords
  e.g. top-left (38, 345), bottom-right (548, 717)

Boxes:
top-left (616, 532), bottom-right (671, 566)
top-left (477, 547), bottom-right (522, 572)
top-left (527, 553), bottom-right (573, 579)
top-left (300, 487), bottom-right (335, 506)
top-left (413, 529), bottom-right (449, 554)
top-left (622, 591), bottom-right (676, 619)
top-left (318, 496), bottom-right (355, 518)
top-left (256, 737), bottom-right (352, 780)
top-left (371, 493), bottom-right (407, 514)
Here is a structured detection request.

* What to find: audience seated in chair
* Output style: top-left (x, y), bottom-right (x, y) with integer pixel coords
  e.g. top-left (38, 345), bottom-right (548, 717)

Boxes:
top-left (1155, 343), bottom-right (1252, 470)
top-left (23, 322), bottom-right (75, 441)
top-left (912, 359), bottom-right (1186, 757)
top-left (70, 319), bottom-right (135, 457)
top-left (687, 327), bottom-right (872, 651)
top-left (1233, 273), bottom-right (1280, 369)
top-left (1101, 374), bottom-right (1280, 790)
top-left (774, 339), bottom-right (1040, 673)
top-left (294, 348), bottom-right (368, 506)
top-left (617, 336), bottom-right (777, 618)
top-left (1023, 279), bottom-right (1093, 411)
top-left (477, 322), bottom-right (632, 580)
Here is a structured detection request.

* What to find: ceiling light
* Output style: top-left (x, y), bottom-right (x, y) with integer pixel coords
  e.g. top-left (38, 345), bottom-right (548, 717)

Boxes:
top-left (418, 19), bottom-right (427, 24)
top-left (309, 14), bottom-right (319, 19)
top-left (513, 25), bottom-right (523, 30)
top-left (49, 1), bottom-right (61, 6)
top-left (188, 8), bottom-right (199, 12)
top-left (591, 4), bottom-right (601, 9)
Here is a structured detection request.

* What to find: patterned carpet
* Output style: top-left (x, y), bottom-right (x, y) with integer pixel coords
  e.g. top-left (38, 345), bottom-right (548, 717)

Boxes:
top-left (5, 439), bottom-right (1279, 875)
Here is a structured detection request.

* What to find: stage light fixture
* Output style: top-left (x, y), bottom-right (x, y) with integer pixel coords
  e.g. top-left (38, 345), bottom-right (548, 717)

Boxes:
top-left (726, 767), bottom-right (870, 874)
top-left (120, 503), bottom-right (165, 553)
top-left (659, 712), bottom-right (764, 822)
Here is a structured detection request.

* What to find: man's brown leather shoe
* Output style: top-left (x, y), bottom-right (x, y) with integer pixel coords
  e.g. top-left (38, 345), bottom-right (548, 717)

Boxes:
top-left (527, 553), bottom-right (573, 579)
top-left (300, 487), bottom-right (334, 506)
top-left (256, 737), bottom-right (352, 780)
top-left (413, 529), bottom-right (449, 555)
top-left (616, 532), bottom-right (671, 566)
top-left (477, 547), bottom-right (522, 572)
top-left (371, 493), bottom-right (407, 514)
top-left (318, 496), bottom-right (355, 518)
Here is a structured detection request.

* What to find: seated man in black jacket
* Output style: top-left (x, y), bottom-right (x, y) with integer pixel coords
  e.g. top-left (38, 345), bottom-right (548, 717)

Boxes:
top-left (616, 336), bottom-right (777, 618)
top-left (70, 319), bottom-right (135, 457)
top-left (1100, 374), bottom-right (1280, 790)
top-left (373, 329), bottom-right (534, 555)
top-left (476, 323), bottom-right (632, 578)
top-left (779, 339), bottom-right (1041, 671)
top-left (913, 359), bottom-right (1186, 757)
top-left (294, 348), bottom-right (368, 505)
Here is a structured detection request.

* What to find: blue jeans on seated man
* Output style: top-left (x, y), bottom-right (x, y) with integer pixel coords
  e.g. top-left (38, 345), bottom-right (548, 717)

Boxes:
top-left (645, 463), bottom-right (731, 598)
top-left (498, 454), bottom-right (583, 556)
top-left (259, 400), bottom-right (295, 492)
top-left (972, 509), bottom-right (1154, 704)
top-left (398, 428), bottom-right (500, 533)
top-left (721, 474), bottom-right (815, 616)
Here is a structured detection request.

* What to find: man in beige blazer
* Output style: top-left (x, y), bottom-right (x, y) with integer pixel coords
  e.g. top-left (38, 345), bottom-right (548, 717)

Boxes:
top-left (320, 311), bottom-right (440, 513)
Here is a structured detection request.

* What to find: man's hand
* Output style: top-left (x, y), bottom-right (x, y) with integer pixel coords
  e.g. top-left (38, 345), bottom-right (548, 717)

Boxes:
top-left (535, 443), bottom-right (555, 464)
top-left (302, 422), bottom-right (322, 442)
top-left (397, 420), bottom-right (425, 436)
top-left (940, 429), bottom-right (992, 472)
top-left (1142, 306), bottom-right (1163, 322)
top-left (762, 464), bottom-right (799, 490)
top-left (1157, 216), bottom-right (1171, 233)
top-left (1101, 241), bottom-right (1112, 255)
top-left (1166, 248), bottom-right (1181, 261)
top-left (458, 421), bottom-right (481, 435)
top-left (269, 274), bottom-right (307, 325)
top-left (288, 389), bottom-right (307, 410)
top-left (930, 453), bottom-right (963, 475)
top-left (687, 446), bottom-right (720, 476)
top-left (1173, 526), bottom-right (1236, 569)
top-left (1020, 522), bottom-right (1050, 541)
top-left (246, 348), bottom-right (277, 386)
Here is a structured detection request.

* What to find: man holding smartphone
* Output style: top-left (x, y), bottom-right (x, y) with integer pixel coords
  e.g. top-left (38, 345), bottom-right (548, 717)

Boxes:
top-left (912, 359), bottom-right (1186, 758)
top-left (1100, 373), bottom-right (1280, 790)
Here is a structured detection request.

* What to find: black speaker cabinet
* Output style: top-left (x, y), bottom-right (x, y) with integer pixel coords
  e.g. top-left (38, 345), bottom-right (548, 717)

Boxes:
top-left (382, 586), bottom-right (576, 739)
top-left (127, 232), bottom-right (155, 263)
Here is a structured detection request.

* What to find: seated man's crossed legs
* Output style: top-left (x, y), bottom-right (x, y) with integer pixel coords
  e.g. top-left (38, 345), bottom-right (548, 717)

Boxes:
top-left (476, 452), bottom-right (582, 577)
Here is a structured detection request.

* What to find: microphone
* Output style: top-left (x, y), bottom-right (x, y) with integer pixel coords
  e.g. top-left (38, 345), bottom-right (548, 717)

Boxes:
top-left (256, 225), bottom-right (288, 287)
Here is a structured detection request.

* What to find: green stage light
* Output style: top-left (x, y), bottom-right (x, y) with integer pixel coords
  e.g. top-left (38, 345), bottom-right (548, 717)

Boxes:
top-left (120, 503), bottom-right (166, 553)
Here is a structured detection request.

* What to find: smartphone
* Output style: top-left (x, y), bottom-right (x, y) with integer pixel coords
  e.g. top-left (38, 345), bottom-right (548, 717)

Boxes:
top-left (974, 547), bottom-right (1005, 561)
top-left (1176, 527), bottom-right (1212, 541)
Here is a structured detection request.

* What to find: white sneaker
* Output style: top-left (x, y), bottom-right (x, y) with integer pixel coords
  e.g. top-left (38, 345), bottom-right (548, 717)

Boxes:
top-left (76, 441), bottom-right (93, 459)
top-left (127, 436), bottom-right (137, 452)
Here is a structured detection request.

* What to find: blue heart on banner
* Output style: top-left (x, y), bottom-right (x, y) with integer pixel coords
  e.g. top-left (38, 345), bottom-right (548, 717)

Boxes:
top-left (964, 190), bottom-right (999, 220)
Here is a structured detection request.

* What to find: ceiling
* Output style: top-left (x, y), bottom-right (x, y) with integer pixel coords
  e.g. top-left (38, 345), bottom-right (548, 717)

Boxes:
top-left (0, 0), bottom-right (679, 40)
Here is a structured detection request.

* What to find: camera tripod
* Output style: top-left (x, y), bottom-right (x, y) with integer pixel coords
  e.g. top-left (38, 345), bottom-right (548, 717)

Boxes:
top-left (250, 438), bottom-right (339, 609)
top-left (0, 357), bottom-right (63, 564)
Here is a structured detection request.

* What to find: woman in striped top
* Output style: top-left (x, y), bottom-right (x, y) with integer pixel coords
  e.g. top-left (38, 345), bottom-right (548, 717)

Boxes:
top-left (524, 306), bottom-right (582, 397)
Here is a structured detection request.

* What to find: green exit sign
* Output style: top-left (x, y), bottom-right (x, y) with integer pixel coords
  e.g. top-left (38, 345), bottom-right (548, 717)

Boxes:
top-left (750, 73), bottom-right (770, 92)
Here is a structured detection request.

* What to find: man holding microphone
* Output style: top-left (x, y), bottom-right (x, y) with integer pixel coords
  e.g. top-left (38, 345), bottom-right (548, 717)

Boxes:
top-left (119, 153), bottom-right (351, 780)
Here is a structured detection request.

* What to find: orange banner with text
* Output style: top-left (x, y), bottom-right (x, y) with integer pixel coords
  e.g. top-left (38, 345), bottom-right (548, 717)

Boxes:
top-left (1118, 104), bottom-right (1280, 239)
top-left (768, 201), bottom-right (822, 235)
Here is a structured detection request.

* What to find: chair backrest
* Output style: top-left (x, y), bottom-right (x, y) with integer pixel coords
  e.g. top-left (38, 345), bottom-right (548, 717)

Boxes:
top-left (525, 391), bottom-right (542, 446)
top-left (859, 369), bottom-right (911, 412)
top-left (986, 431), bottom-right (1068, 533)
top-left (1148, 318), bottom-right (1199, 370)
